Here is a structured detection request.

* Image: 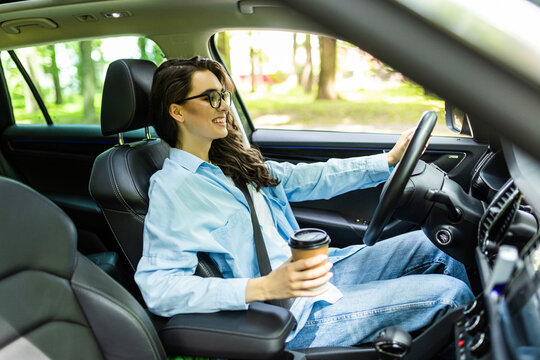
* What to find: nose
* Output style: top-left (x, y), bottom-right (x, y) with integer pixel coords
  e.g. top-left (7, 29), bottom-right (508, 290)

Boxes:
top-left (219, 97), bottom-right (230, 111)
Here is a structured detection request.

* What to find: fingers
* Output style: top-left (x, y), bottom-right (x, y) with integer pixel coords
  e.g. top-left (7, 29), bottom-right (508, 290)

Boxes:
top-left (286, 255), bottom-right (333, 294)
top-left (291, 271), bottom-right (334, 292)
top-left (290, 261), bottom-right (333, 282)
top-left (401, 128), bottom-right (415, 140)
top-left (402, 128), bottom-right (414, 143)
top-left (263, 255), bottom-right (334, 300)
top-left (290, 254), bottom-right (328, 271)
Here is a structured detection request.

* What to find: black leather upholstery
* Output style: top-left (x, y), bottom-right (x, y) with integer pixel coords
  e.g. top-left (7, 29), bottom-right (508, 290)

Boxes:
top-left (101, 59), bottom-right (157, 136)
top-left (0, 176), bottom-right (166, 360)
top-left (161, 302), bottom-right (296, 359)
top-left (89, 137), bottom-right (170, 271)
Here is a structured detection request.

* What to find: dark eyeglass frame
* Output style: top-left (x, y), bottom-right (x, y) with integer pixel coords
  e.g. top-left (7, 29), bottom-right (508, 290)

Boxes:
top-left (176, 89), bottom-right (232, 109)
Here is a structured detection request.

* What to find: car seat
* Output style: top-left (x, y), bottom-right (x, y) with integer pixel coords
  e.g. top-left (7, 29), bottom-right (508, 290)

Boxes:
top-left (0, 176), bottom-right (167, 359)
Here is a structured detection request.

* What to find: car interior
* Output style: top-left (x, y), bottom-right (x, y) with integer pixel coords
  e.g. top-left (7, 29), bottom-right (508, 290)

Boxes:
top-left (1, 0), bottom-right (540, 359)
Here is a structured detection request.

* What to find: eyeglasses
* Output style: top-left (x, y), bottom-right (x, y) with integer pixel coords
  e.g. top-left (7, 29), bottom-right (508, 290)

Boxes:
top-left (178, 90), bottom-right (232, 109)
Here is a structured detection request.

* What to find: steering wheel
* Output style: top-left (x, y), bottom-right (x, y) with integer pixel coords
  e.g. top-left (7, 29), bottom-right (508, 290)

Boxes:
top-left (363, 111), bottom-right (437, 246)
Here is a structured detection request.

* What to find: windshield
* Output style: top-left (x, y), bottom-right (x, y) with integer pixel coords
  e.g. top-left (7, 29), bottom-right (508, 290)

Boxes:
top-left (397, 0), bottom-right (540, 88)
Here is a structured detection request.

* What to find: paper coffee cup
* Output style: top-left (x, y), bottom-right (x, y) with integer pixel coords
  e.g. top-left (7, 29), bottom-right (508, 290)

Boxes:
top-left (289, 228), bottom-right (331, 267)
top-left (289, 228), bottom-right (331, 290)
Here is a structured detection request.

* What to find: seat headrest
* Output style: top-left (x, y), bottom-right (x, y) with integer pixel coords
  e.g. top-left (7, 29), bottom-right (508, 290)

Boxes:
top-left (0, 177), bottom-right (77, 279)
top-left (101, 59), bottom-right (157, 136)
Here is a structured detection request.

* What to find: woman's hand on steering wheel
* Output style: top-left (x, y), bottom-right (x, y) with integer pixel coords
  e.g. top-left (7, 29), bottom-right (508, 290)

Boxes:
top-left (363, 111), bottom-right (438, 246)
top-left (387, 128), bottom-right (415, 167)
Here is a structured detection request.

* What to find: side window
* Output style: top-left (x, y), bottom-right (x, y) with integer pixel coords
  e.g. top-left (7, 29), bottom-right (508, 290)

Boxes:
top-left (215, 30), bottom-right (467, 137)
top-left (0, 36), bottom-right (164, 125)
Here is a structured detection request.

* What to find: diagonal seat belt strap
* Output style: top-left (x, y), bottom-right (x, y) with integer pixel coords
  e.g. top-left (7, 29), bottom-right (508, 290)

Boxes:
top-left (234, 179), bottom-right (294, 310)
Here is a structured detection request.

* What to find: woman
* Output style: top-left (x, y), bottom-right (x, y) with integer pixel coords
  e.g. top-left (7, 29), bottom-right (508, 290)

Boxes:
top-left (135, 56), bottom-right (474, 348)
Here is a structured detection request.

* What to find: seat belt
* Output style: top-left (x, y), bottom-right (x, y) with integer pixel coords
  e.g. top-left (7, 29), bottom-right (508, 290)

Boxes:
top-left (234, 179), bottom-right (294, 310)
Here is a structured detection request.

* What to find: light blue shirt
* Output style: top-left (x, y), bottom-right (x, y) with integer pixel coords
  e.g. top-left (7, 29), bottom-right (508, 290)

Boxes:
top-left (135, 148), bottom-right (390, 340)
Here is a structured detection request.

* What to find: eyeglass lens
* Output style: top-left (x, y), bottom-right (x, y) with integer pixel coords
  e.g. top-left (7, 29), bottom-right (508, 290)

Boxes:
top-left (209, 91), bottom-right (231, 108)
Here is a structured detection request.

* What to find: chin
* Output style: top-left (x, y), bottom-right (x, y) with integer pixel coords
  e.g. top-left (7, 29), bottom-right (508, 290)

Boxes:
top-left (215, 130), bottom-right (228, 140)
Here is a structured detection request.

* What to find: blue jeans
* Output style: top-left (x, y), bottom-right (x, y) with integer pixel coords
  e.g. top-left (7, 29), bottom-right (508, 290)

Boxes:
top-left (286, 230), bottom-right (474, 349)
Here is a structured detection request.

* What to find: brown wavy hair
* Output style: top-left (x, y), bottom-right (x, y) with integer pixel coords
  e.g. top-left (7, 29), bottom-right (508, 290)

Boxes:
top-left (150, 56), bottom-right (279, 190)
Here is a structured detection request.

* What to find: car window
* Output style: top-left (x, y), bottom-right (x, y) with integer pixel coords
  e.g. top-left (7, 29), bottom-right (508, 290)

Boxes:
top-left (0, 36), bottom-right (164, 125)
top-left (215, 30), bottom-right (468, 137)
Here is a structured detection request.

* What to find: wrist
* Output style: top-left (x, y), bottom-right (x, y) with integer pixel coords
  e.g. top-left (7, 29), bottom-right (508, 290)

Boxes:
top-left (246, 277), bottom-right (267, 303)
top-left (387, 152), bottom-right (397, 167)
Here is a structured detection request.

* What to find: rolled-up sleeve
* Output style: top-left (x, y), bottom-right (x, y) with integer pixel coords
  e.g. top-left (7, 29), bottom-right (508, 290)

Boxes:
top-left (267, 153), bottom-right (390, 202)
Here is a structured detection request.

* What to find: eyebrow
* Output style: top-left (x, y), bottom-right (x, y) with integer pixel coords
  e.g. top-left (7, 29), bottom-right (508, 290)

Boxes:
top-left (203, 87), bottom-right (224, 92)
top-left (187, 87), bottom-right (225, 98)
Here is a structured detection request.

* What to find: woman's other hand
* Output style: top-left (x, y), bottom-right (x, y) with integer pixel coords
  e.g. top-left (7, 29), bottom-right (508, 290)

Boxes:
top-left (245, 255), bottom-right (333, 303)
top-left (387, 128), bottom-right (415, 167)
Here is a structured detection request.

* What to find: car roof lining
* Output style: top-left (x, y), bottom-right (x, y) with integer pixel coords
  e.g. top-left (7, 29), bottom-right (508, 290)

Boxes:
top-left (0, 0), bottom-right (328, 51)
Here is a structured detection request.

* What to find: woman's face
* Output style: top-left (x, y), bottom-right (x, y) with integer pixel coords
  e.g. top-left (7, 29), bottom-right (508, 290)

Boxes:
top-left (170, 70), bottom-right (229, 150)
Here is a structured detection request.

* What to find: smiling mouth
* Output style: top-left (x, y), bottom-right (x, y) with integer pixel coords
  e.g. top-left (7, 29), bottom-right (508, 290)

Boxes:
top-left (213, 117), bottom-right (226, 124)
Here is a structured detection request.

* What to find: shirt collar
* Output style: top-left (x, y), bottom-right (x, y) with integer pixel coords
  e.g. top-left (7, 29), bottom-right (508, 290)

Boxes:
top-left (169, 147), bottom-right (208, 173)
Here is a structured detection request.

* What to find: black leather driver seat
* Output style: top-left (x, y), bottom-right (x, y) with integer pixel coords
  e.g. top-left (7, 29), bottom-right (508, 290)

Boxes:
top-left (0, 176), bottom-right (166, 360)
top-left (89, 59), bottom-right (168, 274)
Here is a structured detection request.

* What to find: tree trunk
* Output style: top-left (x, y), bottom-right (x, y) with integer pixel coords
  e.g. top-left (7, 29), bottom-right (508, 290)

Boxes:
top-left (301, 34), bottom-right (313, 93)
top-left (138, 37), bottom-right (148, 60)
top-left (79, 41), bottom-right (98, 123)
top-left (47, 45), bottom-right (62, 105)
top-left (293, 33), bottom-right (300, 86)
top-left (249, 32), bottom-right (257, 93)
top-left (250, 46), bottom-right (256, 93)
top-left (317, 36), bottom-right (338, 100)
top-left (217, 32), bottom-right (231, 69)
top-left (22, 49), bottom-right (41, 113)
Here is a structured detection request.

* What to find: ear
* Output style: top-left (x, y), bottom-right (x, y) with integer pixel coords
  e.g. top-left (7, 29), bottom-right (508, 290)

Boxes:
top-left (169, 104), bottom-right (184, 123)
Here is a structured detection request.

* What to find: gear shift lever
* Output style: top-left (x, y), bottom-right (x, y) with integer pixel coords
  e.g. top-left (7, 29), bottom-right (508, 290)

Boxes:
top-left (373, 326), bottom-right (412, 359)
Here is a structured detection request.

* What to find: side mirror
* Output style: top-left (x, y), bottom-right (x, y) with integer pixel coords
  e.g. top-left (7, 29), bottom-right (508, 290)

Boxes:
top-left (445, 103), bottom-right (472, 136)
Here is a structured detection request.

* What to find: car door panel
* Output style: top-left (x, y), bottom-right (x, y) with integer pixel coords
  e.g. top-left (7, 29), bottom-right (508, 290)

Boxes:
top-left (0, 123), bottom-right (151, 255)
top-left (251, 128), bottom-right (487, 247)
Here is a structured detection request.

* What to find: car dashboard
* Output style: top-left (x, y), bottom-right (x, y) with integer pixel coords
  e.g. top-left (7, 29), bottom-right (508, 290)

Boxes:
top-left (454, 142), bottom-right (540, 360)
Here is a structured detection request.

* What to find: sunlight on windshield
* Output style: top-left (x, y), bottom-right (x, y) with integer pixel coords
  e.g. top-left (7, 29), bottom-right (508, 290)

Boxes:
top-left (398, 0), bottom-right (540, 87)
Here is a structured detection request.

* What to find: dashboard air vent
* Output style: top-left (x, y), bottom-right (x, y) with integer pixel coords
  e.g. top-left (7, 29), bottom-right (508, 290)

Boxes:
top-left (478, 179), bottom-right (521, 256)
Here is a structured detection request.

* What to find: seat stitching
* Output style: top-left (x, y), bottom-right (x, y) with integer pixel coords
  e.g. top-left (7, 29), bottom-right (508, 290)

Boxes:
top-left (0, 267), bottom-right (69, 283)
top-left (107, 148), bottom-right (144, 225)
top-left (128, 145), bottom-right (151, 207)
top-left (0, 319), bottom-right (95, 350)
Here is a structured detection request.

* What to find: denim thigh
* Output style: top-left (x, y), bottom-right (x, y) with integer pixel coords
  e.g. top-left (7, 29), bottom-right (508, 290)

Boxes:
top-left (331, 230), bottom-right (470, 286)
top-left (287, 274), bottom-right (474, 349)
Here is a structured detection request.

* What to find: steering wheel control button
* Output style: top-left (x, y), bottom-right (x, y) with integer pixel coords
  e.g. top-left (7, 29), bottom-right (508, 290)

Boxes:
top-left (436, 229), bottom-right (452, 246)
